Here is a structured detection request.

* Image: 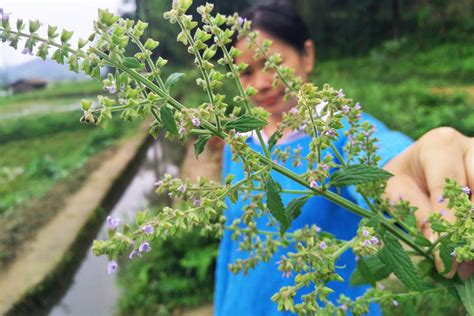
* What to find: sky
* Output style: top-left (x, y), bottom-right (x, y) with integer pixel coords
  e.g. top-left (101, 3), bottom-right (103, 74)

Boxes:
top-left (0, 0), bottom-right (135, 68)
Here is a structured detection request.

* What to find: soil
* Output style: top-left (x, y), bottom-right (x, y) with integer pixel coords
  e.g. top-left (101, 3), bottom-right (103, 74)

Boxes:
top-left (0, 143), bottom-right (120, 268)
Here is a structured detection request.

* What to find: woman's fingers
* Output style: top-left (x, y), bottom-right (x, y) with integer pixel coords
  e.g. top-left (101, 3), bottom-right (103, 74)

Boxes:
top-left (416, 129), bottom-right (473, 278)
top-left (385, 128), bottom-right (473, 279)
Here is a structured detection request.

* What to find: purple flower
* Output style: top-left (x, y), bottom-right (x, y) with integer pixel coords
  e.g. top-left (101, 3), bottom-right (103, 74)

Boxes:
top-left (107, 260), bottom-right (118, 275)
top-left (363, 240), bottom-right (372, 247)
top-left (341, 304), bottom-right (347, 311)
top-left (337, 89), bottom-right (345, 98)
top-left (364, 131), bottom-right (370, 137)
top-left (178, 126), bottom-right (186, 134)
top-left (128, 249), bottom-right (142, 259)
top-left (106, 216), bottom-right (120, 230)
top-left (342, 105), bottom-right (350, 113)
top-left (194, 198), bottom-right (202, 207)
top-left (462, 186), bottom-right (471, 195)
top-left (237, 17), bottom-right (247, 26)
top-left (21, 47), bottom-right (32, 55)
top-left (296, 161), bottom-right (302, 167)
top-left (319, 241), bottom-right (327, 250)
top-left (325, 129), bottom-right (336, 137)
top-left (310, 181), bottom-right (317, 188)
top-left (362, 229), bottom-right (370, 237)
top-left (105, 85), bottom-right (116, 94)
top-left (289, 107), bottom-right (298, 114)
top-left (315, 225), bottom-right (321, 233)
top-left (355, 114), bottom-right (362, 120)
top-left (139, 241), bottom-right (151, 253)
top-left (1, 11), bottom-right (10, 24)
top-left (370, 236), bottom-right (379, 245)
top-left (437, 195), bottom-right (445, 203)
top-left (354, 102), bottom-right (362, 110)
top-left (439, 210), bottom-right (446, 216)
top-left (178, 184), bottom-right (186, 193)
top-left (282, 271), bottom-right (292, 278)
top-left (141, 224), bottom-right (154, 235)
top-left (191, 117), bottom-right (201, 127)
top-left (320, 163), bottom-right (329, 171)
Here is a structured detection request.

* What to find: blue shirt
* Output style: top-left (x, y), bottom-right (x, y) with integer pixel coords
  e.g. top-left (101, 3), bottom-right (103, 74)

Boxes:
top-left (214, 114), bottom-right (413, 315)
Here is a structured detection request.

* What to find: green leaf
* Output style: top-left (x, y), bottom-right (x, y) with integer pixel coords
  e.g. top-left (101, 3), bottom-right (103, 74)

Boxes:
top-left (378, 233), bottom-right (426, 291)
top-left (268, 130), bottom-right (283, 151)
top-left (414, 235), bottom-right (432, 247)
top-left (224, 115), bottom-right (267, 132)
top-left (194, 135), bottom-right (211, 158)
top-left (456, 276), bottom-right (474, 316)
top-left (357, 257), bottom-right (377, 286)
top-left (417, 258), bottom-right (434, 277)
top-left (330, 165), bottom-right (393, 187)
top-left (439, 242), bottom-right (454, 274)
top-left (122, 56), bottom-right (142, 69)
top-left (160, 106), bottom-right (178, 135)
top-left (165, 72), bottom-right (185, 89)
top-left (350, 255), bottom-right (391, 286)
top-left (286, 196), bottom-right (309, 223)
top-left (431, 221), bottom-right (447, 233)
top-left (229, 189), bottom-right (238, 203)
top-left (264, 176), bottom-right (289, 234)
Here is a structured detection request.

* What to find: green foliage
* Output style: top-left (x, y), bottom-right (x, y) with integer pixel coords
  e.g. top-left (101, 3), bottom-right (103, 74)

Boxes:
top-left (0, 111), bottom-right (138, 217)
top-left (350, 255), bottom-right (391, 286)
top-left (263, 176), bottom-right (288, 233)
top-left (194, 135), bottom-right (211, 157)
top-left (224, 114), bottom-right (266, 132)
top-left (117, 229), bottom-right (218, 315)
top-left (0, 80), bottom-right (102, 108)
top-left (456, 277), bottom-right (474, 316)
top-left (315, 41), bottom-right (474, 139)
top-left (330, 165), bottom-right (393, 187)
top-left (379, 233), bottom-right (426, 291)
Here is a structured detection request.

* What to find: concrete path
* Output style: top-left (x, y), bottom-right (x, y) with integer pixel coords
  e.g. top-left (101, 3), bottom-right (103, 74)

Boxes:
top-left (0, 124), bottom-right (150, 315)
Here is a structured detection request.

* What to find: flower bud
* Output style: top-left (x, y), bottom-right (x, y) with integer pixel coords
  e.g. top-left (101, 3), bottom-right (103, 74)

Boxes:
top-left (172, 0), bottom-right (193, 12)
top-left (81, 99), bottom-right (92, 111)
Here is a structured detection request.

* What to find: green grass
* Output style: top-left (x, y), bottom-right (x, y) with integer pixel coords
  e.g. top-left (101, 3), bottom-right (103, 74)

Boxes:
top-left (0, 80), bottom-right (102, 108)
top-left (314, 41), bottom-right (474, 139)
top-left (0, 109), bottom-right (139, 217)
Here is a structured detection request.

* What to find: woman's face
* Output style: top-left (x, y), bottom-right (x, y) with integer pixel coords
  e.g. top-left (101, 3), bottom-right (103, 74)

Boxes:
top-left (235, 29), bottom-right (314, 119)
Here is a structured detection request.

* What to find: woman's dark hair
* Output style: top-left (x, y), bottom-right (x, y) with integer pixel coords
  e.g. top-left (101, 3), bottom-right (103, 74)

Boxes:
top-left (238, 2), bottom-right (311, 53)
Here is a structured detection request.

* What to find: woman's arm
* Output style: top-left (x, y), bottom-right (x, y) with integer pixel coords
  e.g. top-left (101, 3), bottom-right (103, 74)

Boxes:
top-left (383, 127), bottom-right (474, 279)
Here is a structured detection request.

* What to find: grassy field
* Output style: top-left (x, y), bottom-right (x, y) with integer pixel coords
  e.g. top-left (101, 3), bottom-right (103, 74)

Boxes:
top-left (0, 80), bottom-right (140, 263)
top-left (314, 41), bottom-right (474, 139)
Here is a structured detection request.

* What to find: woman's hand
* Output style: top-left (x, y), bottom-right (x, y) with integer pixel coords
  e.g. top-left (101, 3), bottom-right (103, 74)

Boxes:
top-left (383, 127), bottom-right (474, 280)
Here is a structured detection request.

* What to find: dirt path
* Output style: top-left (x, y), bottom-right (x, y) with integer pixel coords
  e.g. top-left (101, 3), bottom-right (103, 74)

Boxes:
top-left (0, 124), bottom-right (150, 315)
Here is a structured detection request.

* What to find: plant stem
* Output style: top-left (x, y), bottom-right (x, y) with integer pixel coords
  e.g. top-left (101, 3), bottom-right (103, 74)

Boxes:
top-left (176, 19), bottom-right (221, 131)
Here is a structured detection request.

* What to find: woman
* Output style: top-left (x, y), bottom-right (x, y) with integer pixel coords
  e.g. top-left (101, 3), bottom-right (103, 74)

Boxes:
top-left (213, 3), bottom-right (474, 316)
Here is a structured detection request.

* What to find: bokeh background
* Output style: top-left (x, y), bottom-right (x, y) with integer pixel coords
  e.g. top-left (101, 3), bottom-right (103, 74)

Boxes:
top-left (0, 0), bottom-right (473, 315)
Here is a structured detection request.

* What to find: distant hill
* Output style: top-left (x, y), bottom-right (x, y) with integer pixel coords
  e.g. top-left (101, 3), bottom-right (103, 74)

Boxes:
top-left (0, 59), bottom-right (88, 85)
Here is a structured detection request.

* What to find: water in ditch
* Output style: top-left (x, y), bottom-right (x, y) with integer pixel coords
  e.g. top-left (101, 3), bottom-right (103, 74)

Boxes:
top-left (49, 137), bottom-right (182, 316)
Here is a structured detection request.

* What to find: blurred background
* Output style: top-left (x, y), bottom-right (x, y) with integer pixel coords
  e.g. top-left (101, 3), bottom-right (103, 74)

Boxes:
top-left (0, 0), bottom-right (473, 315)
